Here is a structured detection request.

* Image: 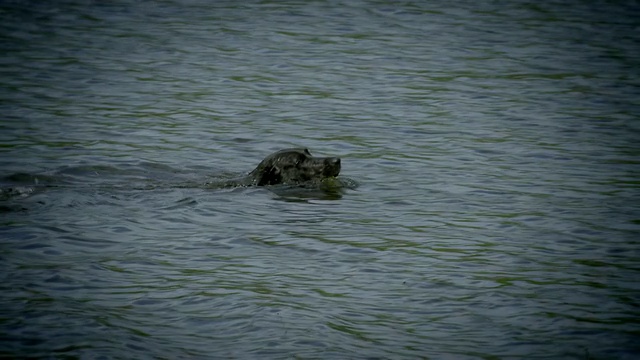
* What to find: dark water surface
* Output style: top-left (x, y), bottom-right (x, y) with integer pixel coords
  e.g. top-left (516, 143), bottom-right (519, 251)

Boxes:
top-left (2, 0), bottom-right (639, 359)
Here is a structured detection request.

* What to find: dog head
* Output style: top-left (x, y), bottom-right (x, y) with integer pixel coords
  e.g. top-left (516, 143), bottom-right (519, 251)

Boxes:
top-left (249, 148), bottom-right (341, 186)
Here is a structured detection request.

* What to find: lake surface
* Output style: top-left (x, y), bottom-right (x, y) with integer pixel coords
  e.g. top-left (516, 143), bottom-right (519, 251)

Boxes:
top-left (1, 0), bottom-right (639, 358)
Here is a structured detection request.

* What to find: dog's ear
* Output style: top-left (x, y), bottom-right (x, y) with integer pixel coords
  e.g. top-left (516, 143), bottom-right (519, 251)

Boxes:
top-left (257, 165), bottom-right (282, 186)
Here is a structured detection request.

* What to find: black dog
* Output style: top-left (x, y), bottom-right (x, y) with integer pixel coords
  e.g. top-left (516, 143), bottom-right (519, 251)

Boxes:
top-left (249, 148), bottom-right (341, 186)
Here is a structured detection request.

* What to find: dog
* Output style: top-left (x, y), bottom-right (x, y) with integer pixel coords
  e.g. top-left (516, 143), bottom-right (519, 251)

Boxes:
top-left (249, 148), bottom-right (341, 186)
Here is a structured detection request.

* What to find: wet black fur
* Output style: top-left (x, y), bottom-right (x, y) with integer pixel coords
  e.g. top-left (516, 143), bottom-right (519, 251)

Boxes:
top-left (249, 148), bottom-right (341, 186)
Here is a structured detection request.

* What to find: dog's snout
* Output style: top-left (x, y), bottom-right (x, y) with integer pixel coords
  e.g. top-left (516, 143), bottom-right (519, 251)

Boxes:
top-left (326, 157), bottom-right (340, 166)
top-left (323, 157), bottom-right (341, 177)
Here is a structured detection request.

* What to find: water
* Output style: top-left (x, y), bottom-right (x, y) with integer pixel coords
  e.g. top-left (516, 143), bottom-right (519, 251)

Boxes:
top-left (1, 0), bottom-right (639, 358)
